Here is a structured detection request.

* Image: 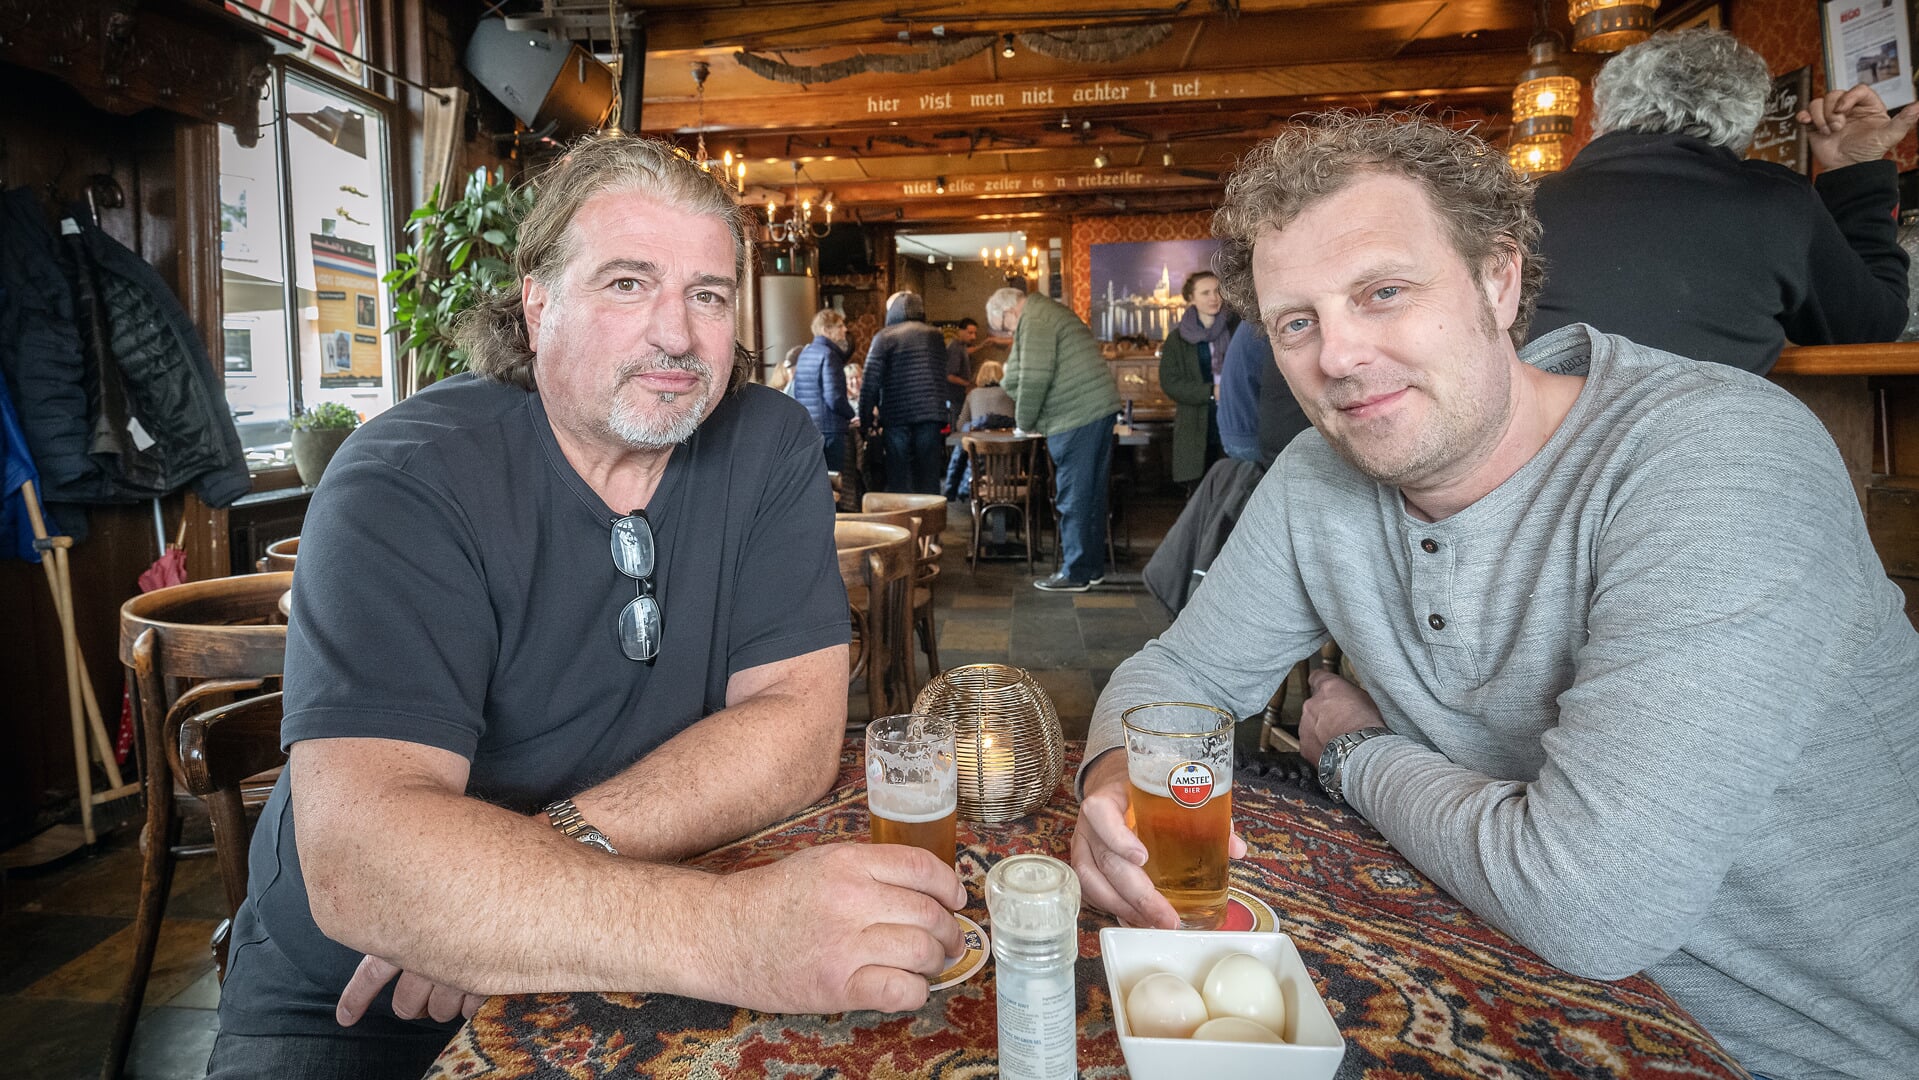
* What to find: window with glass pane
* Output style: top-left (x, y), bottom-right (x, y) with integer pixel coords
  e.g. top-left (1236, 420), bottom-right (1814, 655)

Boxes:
top-left (220, 81), bottom-right (294, 466)
top-left (219, 69), bottom-right (396, 470)
top-left (286, 73), bottom-right (395, 428)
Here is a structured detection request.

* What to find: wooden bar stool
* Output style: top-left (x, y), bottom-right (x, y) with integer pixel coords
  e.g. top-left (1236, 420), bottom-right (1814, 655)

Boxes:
top-left (107, 573), bottom-right (291, 1079)
top-left (834, 521), bottom-right (918, 721)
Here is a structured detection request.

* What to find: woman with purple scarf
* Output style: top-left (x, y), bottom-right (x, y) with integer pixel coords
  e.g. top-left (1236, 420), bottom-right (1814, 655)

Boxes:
top-left (1157, 270), bottom-right (1240, 485)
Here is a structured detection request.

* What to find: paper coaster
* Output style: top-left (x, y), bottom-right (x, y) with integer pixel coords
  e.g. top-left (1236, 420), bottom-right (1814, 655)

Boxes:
top-left (1222, 888), bottom-right (1277, 932)
top-left (929, 914), bottom-right (989, 991)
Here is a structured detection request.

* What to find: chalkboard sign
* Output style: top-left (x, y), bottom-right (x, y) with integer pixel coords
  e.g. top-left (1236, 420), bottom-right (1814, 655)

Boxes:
top-left (1749, 67), bottom-right (1812, 173)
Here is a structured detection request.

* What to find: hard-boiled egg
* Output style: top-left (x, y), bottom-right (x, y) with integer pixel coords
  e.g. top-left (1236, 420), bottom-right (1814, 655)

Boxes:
top-left (1123, 971), bottom-right (1210, 1038)
top-left (1200, 952), bottom-right (1287, 1037)
top-left (1192, 1016), bottom-right (1284, 1043)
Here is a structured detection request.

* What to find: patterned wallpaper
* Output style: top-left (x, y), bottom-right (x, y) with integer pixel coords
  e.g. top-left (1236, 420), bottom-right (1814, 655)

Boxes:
top-left (1066, 210), bottom-right (1216, 325)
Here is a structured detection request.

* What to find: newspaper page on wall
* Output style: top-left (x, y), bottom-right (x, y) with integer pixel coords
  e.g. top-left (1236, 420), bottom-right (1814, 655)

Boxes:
top-left (1822, 0), bottom-right (1917, 110)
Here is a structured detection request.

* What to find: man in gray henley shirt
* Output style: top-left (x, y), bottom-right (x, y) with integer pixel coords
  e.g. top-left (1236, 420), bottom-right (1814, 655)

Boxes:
top-left (1073, 114), bottom-right (1919, 1080)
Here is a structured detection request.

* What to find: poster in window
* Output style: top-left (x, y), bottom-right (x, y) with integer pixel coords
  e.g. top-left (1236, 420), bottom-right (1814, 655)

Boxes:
top-left (1821, 0), bottom-right (1917, 110)
top-left (224, 328), bottom-right (253, 374)
top-left (311, 234), bottom-right (383, 387)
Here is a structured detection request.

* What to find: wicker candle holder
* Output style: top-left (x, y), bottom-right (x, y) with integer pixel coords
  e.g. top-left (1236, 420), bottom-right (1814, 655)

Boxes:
top-left (913, 664), bottom-right (1064, 822)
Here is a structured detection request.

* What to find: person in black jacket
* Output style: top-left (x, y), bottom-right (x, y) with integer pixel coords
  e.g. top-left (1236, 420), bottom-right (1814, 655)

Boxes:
top-left (1528, 29), bottom-right (1918, 374)
top-left (859, 291), bottom-right (948, 493)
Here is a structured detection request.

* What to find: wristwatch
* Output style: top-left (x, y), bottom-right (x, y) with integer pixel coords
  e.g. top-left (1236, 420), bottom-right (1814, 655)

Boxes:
top-left (1317, 726), bottom-right (1395, 805)
top-left (543, 798), bottom-right (619, 855)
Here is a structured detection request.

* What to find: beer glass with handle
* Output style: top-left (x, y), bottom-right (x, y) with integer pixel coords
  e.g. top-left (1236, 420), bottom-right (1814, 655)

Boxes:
top-left (866, 713), bottom-right (958, 867)
top-left (1120, 702), bottom-right (1235, 929)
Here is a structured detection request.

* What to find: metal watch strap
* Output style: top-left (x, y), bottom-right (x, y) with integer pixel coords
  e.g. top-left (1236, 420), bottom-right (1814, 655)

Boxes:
top-left (1317, 726), bottom-right (1395, 805)
top-left (543, 798), bottom-right (619, 855)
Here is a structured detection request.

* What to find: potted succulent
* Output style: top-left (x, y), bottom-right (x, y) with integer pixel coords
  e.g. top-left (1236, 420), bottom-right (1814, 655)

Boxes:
top-left (289, 402), bottom-right (361, 487)
top-left (384, 167), bottom-right (532, 388)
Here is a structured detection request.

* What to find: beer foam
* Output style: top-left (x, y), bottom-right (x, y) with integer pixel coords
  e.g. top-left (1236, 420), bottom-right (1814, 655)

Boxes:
top-left (870, 782), bottom-right (955, 822)
top-left (1128, 753), bottom-right (1232, 798)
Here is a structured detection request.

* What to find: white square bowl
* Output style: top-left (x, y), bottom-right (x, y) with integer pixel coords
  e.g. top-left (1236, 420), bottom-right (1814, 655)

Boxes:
top-left (1099, 927), bottom-right (1347, 1080)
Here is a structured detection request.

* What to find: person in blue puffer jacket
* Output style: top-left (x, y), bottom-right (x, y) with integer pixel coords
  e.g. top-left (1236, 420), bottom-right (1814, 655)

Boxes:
top-left (791, 308), bottom-right (854, 474)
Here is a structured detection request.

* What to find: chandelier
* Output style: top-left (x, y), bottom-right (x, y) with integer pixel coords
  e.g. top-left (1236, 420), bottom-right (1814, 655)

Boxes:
top-left (982, 243), bottom-right (1038, 274)
top-left (1570, 0), bottom-right (1659, 53)
top-left (765, 164), bottom-right (833, 245)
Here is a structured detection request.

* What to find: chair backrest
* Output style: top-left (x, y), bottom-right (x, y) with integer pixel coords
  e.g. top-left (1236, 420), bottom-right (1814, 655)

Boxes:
top-left (260, 536), bottom-right (299, 573)
top-left (120, 573), bottom-right (292, 787)
top-left (964, 435), bottom-right (1040, 508)
top-left (179, 692), bottom-right (287, 918)
top-left (834, 521), bottom-right (917, 717)
top-left (850, 498), bottom-right (944, 585)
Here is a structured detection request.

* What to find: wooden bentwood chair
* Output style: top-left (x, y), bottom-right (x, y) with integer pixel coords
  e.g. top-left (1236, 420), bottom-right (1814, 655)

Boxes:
top-left (834, 521), bottom-right (919, 721)
top-left (107, 573), bottom-right (291, 1080)
top-left (962, 434), bottom-right (1043, 572)
top-left (861, 492), bottom-right (948, 679)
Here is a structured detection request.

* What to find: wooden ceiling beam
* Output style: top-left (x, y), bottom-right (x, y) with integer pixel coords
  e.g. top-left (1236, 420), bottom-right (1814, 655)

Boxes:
top-left (844, 187), bottom-right (1227, 224)
top-left (774, 164), bottom-right (1219, 205)
top-left (700, 93), bottom-right (1510, 163)
top-left (640, 52), bottom-right (1526, 132)
top-left (633, 0), bottom-right (1352, 53)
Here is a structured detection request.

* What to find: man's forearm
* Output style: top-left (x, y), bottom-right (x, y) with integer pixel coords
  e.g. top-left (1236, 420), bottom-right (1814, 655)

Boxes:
top-left (572, 647), bottom-right (847, 860)
top-left (298, 750), bottom-right (729, 998)
top-left (1344, 740), bottom-right (1703, 982)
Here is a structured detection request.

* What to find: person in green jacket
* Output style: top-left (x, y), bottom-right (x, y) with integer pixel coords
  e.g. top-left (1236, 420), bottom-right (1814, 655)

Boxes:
top-left (986, 287), bottom-right (1123, 591)
top-left (1158, 270), bottom-right (1239, 485)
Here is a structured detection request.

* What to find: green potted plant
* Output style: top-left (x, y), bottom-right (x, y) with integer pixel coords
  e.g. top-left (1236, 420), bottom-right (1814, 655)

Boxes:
top-left (290, 402), bottom-right (361, 487)
top-left (384, 167), bottom-right (532, 388)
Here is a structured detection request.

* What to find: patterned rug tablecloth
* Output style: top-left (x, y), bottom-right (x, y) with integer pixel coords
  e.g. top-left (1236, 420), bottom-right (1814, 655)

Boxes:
top-left (426, 741), bottom-right (1748, 1079)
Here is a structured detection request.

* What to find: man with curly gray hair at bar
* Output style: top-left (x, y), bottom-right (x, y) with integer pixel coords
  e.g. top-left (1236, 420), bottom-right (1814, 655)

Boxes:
top-left (1528, 29), bottom-right (1917, 373)
top-left (1068, 111), bottom-right (1919, 1080)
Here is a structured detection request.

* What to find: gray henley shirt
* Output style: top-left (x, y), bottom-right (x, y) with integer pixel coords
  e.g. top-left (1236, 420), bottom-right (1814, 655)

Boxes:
top-left (1085, 324), bottom-right (1919, 1079)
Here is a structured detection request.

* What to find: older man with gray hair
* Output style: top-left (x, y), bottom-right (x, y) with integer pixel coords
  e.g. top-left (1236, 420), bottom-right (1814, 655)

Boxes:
top-left (1528, 29), bottom-right (1918, 373)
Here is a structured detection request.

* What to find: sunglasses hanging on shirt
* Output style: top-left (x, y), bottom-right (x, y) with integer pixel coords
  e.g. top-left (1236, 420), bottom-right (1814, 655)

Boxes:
top-left (611, 510), bottom-right (662, 663)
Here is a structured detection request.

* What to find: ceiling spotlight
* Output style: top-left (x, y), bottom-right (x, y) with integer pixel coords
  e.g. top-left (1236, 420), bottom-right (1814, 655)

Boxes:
top-left (945, 259), bottom-right (954, 271)
top-left (1093, 147), bottom-right (1109, 169)
top-left (935, 176), bottom-right (947, 194)
top-left (928, 253), bottom-right (937, 264)
top-left (1161, 143), bottom-right (1174, 167)
top-left (1060, 113), bottom-right (1071, 130)
top-left (1082, 120), bottom-right (1093, 132)
top-left (1001, 34), bottom-right (1016, 59)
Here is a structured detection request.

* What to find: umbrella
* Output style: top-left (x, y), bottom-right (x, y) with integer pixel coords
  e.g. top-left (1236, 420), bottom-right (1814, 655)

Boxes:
top-left (119, 502), bottom-right (188, 764)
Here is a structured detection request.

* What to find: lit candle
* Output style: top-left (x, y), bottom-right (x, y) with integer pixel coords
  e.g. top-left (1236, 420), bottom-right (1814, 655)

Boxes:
top-left (736, 161), bottom-right (746, 194)
top-left (824, 198), bottom-right (834, 225)
top-left (978, 731), bottom-right (1017, 803)
top-left (767, 201), bottom-right (776, 223)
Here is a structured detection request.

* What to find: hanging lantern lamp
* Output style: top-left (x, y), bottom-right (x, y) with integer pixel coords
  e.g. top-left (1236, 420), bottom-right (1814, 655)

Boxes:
top-left (1508, 139), bottom-right (1567, 177)
top-left (1569, 0), bottom-right (1659, 54)
top-left (1511, 34), bottom-right (1581, 146)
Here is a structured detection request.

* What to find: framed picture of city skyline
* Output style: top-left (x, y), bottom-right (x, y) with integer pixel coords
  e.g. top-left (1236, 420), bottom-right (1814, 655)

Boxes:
top-left (1088, 238), bottom-right (1221, 341)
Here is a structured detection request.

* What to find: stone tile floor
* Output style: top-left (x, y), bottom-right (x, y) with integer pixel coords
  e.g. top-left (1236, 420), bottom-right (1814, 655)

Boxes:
top-left (0, 494), bottom-right (1195, 1079)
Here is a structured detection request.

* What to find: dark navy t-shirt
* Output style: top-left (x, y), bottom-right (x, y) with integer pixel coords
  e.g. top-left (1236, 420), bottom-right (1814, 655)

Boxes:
top-left (218, 375), bottom-right (849, 1038)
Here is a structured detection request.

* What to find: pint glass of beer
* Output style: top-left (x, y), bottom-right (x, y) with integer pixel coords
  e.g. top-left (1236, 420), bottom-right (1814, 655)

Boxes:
top-left (1120, 702), bottom-right (1235, 929)
top-left (866, 713), bottom-right (958, 867)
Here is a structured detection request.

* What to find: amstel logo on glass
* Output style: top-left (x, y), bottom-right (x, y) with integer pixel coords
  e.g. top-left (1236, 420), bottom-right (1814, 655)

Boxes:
top-left (1167, 761), bottom-right (1215, 807)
